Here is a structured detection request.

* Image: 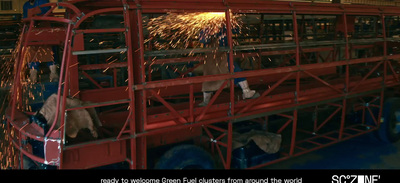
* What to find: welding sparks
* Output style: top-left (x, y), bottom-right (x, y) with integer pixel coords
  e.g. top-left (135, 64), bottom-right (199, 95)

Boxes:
top-left (146, 11), bottom-right (245, 79)
top-left (147, 12), bottom-right (242, 50)
top-left (1, 32), bottom-right (21, 169)
top-left (0, 29), bottom-right (59, 169)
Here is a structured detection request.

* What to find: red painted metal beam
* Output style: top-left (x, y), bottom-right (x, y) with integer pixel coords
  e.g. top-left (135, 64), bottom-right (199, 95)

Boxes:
top-left (79, 62), bottom-right (127, 70)
top-left (149, 89), bottom-right (187, 124)
top-left (134, 55), bottom-right (395, 91)
top-left (315, 107), bottom-right (341, 132)
top-left (75, 28), bottom-right (126, 34)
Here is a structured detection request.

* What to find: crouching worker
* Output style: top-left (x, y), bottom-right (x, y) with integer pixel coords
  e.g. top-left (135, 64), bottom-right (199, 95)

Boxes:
top-left (33, 94), bottom-right (102, 140)
top-left (199, 29), bottom-right (260, 107)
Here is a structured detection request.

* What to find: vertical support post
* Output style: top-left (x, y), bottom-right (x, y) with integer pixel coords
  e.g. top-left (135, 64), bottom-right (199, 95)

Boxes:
top-left (225, 8), bottom-right (234, 169)
top-left (225, 9), bottom-right (235, 116)
top-left (53, 22), bottom-right (74, 169)
top-left (129, 6), bottom-right (147, 170)
top-left (296, 71), bottom-right (300, 103)
top-left (292, 11), bottom-right (300, 66)
top-left (289, 109), bottom-right (298, 156)
top-left (122, 2), bottom-right (143, 169)
top-left (226, 121), bottom-right (232, 169)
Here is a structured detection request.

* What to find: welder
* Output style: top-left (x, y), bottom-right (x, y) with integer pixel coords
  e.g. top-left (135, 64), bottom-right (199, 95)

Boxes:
top-left (23, 0), bottom-right (50, 18)
top-left (198, 28), bottom-right (260, 106)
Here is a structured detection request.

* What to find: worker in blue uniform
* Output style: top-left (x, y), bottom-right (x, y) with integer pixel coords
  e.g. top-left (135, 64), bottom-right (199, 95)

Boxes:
top-left (198, 27), bottom-right (260, 106)
top-left (23, 0), bottom-right (58, 83)
top-left (23, 0), bottom-right (50, 18)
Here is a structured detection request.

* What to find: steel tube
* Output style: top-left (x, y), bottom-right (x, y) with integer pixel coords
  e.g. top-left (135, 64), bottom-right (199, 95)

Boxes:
top-left (72, 48), bottom-right (127, 56)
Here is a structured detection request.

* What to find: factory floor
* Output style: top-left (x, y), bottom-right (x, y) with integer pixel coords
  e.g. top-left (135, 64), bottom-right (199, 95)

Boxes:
top-left (265, 133), bottom-right (400, 169)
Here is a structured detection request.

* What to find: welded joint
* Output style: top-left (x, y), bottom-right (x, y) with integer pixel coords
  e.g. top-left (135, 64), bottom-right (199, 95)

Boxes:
top-left (69, 21), bottom-right (76, 26)
top-left (75, 12), bottom-right (85, 25)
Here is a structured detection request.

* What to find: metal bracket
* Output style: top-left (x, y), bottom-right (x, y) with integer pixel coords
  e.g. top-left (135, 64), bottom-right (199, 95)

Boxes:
top-left (75, 12), bottom-right (85, 25)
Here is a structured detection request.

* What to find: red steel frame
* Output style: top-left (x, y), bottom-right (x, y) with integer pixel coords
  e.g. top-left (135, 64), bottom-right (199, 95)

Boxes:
top-left (5, 0), bottom-right (400, 169)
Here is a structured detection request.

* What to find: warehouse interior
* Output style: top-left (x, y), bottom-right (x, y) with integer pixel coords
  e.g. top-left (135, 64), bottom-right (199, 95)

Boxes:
top-left (0, 0), bottom-right (400, 169)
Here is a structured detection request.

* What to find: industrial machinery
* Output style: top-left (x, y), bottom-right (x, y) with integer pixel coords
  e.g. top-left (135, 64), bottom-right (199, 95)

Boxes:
top-left (4, 0), bottom-right (400, 169)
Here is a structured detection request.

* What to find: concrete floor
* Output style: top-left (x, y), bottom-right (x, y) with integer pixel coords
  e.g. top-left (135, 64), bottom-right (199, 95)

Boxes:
top-left (265, 134), bottom-right (400, 169)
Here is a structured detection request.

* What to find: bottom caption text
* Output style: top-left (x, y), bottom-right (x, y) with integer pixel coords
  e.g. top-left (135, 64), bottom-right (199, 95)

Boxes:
top-left (100, 177), bottom-right (303, 183)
